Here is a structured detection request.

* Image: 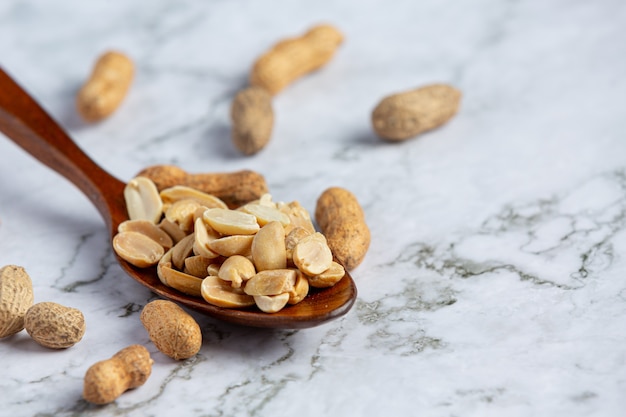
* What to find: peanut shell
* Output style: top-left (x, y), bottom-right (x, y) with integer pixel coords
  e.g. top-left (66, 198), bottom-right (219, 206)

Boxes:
top-left (0, 265), bottom-right (34, 338)
top-left (24, 302), bottom-right (86, 349)
top-left (140, 300), bottom-right (202, 360)
top-left (372, 84), bottom-right (461, 141)
top-left (231, 86), bottom-right (274, 155)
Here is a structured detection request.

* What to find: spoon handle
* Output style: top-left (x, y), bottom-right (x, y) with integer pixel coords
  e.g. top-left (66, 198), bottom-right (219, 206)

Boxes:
top-left (0, 68), bottom-right (126, 231)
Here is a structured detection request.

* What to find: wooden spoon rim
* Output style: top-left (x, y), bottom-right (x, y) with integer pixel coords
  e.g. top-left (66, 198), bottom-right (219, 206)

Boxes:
top-left (117, 255), bottom-right (357, 329)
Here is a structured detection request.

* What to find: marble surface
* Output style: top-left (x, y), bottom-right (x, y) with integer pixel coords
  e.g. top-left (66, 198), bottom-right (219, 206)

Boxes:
top-left (1, 0), bottom-right (625, 415)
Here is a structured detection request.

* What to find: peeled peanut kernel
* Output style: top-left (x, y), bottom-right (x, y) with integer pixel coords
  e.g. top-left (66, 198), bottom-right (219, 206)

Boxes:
top-left (158, 218), bottom-right (187, 244)
top-left (165, 199), bottom-right (201, 233)
top-left (193, 218), bottom-right (220, 259)
top-left (288, 271), bottom-right (309, 305)
top-left (258, 193), bottom-right (275, 207)
top-left (158, 264), bottom-right (203, 297)
top-left (244, 269), bottom-right (296, 296)
top-left (292, 232), bottom-right (333, 276)
top-left (203, 208), bottom-right (260, 235)
top-left (160, 186), bottom-right (228, 210)
top-left (171, 234), bottom-right (195, 271)
top-left (253, 293), bottom-right (290, 313)
top-left (118, 219), bottom-right (173, 250)
top-left (251, 221), bottom-right (287, 271)
top-left (113, 231), bottom-right (164, 268)
top-left (285, 226), bottom-right (312, 263)
top-left (193, 206), bottom-right (209, 224)
top-left (208, 234), bottom-right (254, 257)
top-left (241, 203), bottom-right (290, 227)
top-left (157, 249), bottom-right (174, 286)
top-left (280, 201), bottom-right (316, 234)
top-left (124, 177), bottom-right (163, 224)
top-left (218, 255), bottom-right (256, 289)
top-left (207, 263), bottom-right (221, 277)
top-left (184, 256), bottom-right (213, 278)
top-left (201, 275), bottom-right (255, 308)
top-left (308, 261), bottom-right (345, 288)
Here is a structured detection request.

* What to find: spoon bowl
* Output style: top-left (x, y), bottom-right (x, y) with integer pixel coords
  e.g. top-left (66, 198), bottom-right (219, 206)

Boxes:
top-left (0, 68), bottom-right (357, 329)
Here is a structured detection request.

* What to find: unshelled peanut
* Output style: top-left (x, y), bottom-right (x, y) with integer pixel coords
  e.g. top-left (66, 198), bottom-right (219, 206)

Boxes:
top-left (24, 302), bottom-right (86, 349)
top-left (83, 345), bottom-right (153, 404)
top-left (0, 265), bottom-right (34, 338)
top-left (140, 300), bottom-right (202, 360)
top-left (231, 86), bottom-right (274, 155)
top-left (250, 24), bottom-right (344, 95)
top-left (76, 51), bottom-right (134, 122)
top-left (315, 187), bottom-right (370, 271)
top-left (372, 84), bottom-right (461, 141)
top-left (135, 165), bottom-right (268, 209)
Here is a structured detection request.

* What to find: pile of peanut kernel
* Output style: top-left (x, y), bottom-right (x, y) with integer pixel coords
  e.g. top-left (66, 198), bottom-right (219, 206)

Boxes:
top-left (113, 176), bottom-right (345, 313)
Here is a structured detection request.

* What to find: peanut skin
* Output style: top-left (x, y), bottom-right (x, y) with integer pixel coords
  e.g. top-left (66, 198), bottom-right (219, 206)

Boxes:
top-left (83, 345), bottom-right (153, 404)
top-left (76, 51), bottom-right (134, 122)
top-left (135, 165), bottom-right (269, 209)
top-left (250, 24), bottom-right (344, 95)
top-left (372, 84), bottom-right (461, 141)
top-left (315, 187), bottom-right (370, 271)
top-left (231, 86), bottom-right (274, 155)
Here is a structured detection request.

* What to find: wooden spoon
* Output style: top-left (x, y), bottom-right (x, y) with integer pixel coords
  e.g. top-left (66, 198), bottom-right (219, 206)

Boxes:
top-left (0, 68), bottom-right (357, 329)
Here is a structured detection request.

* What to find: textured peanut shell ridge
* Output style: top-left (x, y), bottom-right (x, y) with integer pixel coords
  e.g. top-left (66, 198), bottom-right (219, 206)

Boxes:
top-left (372, 84), bottom-right (462, 141)
top-left (83, 357), bottom-right (131, 404)
top-left (135, 165), bottom-right (269, 209)
top-left (249, 24), bottom-right (344, 95)
top-left (24, 302), bottom-right (86, 349)
top-left (315, 187), bottom-right (370, 271)
top-left (0, 265), bottom-right (34, 338)
top-left (76, 51), bottom-right (134, 122)
top-left (113, 345), bottom-right (154, 389)
top-left (140, 300), bottom-right (202, 360)
top-left (83, 345), bottom-right (153, 404)
top-left (230, 86), bottom-right (275, 155)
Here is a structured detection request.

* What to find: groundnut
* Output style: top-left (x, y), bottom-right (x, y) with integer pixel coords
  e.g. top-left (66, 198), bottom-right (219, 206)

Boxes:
top-left (208, 234), bottom-right (254, 258)
top-left (76, 51), bottom-right (134, 122)
top-left (203, 208), bottom-right (260, 235)
top-left (253, 293), bottom-right (290, 313)
top-left (288, 271), bottom-right (309, 305)
top-left (218, 255), bottom-right (256, 289)
top-left (123, 177), bottom-right (163, 224)
top-left (308, 261), bottom-right (345, 288)
top-left (160, 186), bottom-right (228, 210)
top-left (292, 232), bottom-right (333, 276)
top-left (113, 231), bottom-right (164, 268)
top-left (244, 269), bottom-right (296, 296)
top-left (118, 219), bottom-right (173, 250)
top-left (200, 275), bottom-right (255, 308)
top-left (251, 221), bottom-right (286, 271)
top-left (315, 187), bottom-right (370, 271)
